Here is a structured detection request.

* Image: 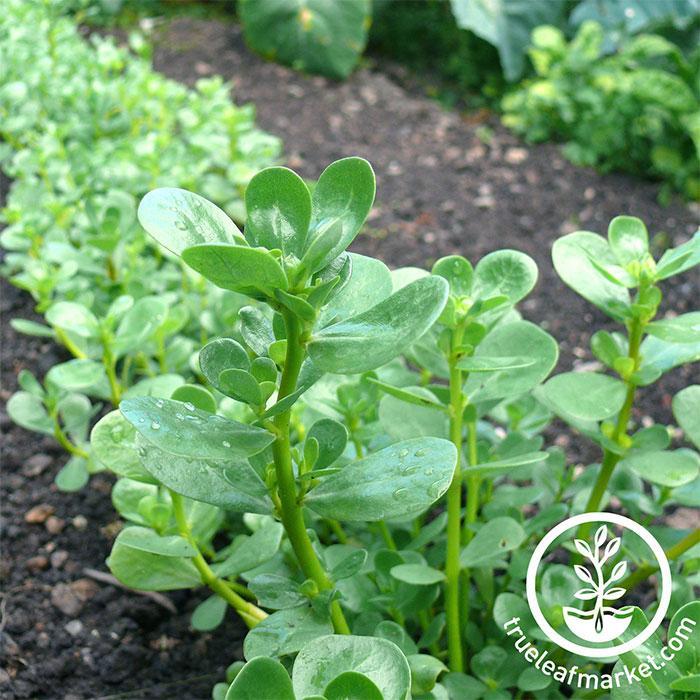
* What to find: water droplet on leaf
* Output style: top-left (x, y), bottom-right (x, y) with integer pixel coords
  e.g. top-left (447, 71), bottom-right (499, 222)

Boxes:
top-left (184, 402), bottom-right (195, 411)
top-left (150, 420), bottom-right (160, 430)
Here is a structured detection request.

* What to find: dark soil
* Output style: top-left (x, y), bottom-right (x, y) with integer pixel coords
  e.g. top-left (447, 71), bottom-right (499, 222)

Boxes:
top-left (1, 16), bottom-right (698, 700)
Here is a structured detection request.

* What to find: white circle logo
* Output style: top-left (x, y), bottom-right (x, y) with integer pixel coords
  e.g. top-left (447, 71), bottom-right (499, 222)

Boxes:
top-left (526, 512), bottom-right (671, 658)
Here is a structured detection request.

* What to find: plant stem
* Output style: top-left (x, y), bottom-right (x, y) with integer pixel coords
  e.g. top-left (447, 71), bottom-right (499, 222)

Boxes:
top-left (622, 528), bottom-right (700, 592)
top-left (170, 490), bottom-right (266, 628)
top-left (272, 309), bottom-right (350, 635)
top-left (377, 520), bottom-right (397, 550)
top-left (579, 316), bottom-right (644, 540)
top-left (463, 419), bottom-right (479, 543)
top-left (445, 328), bottom-right (464, 672)
top-left (52, 415), bottom-right (89, 459)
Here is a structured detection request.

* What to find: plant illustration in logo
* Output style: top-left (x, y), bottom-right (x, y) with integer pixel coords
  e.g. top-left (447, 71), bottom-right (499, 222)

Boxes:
top-left (563, 525), bottom-right (635, 643)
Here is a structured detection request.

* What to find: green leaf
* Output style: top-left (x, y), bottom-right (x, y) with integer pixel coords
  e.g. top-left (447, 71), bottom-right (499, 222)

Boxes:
top-left (674, 385), bottom-right (700, 450)
top-left (136, 438), bottom-right (272, 514)
top-left (45, 301), bottom-right (98, 337)
top-left (192, 595), bottom-right (227, 632)
top-left (90, 411), bottom-right (157, 483)
top-left (292, 635), bottom-right (411, 700)
top-left (181, 243), bottom-right (288, 298)
top-left (212, 521), bottom-right (284, 578)
top-left (107, 529), bottom-right (201, 591)
top-left (244, 166), bottom-right (311, 258)
top-left (169, 384), bottom-right (216, 413)
top-left (239, 0), bottom-right (371, 80)
top-left (325, 671), bottom-right (383, 700)
top-left (463, 321), bottom-right (558, 402)
top-left (10, 319), bottom-right (55, 338)
top-left (120, 397), bottom-right (273, 460)
top-left (457, 356), bottom-right (536, 372)
top-left (113, 297), bottom-right (169, 357)
top-left (460, 517), bottom-right (526, 568)
top-left (656, 231), bottom-right (700, 280)
top-left (608, 216), bottom-right (649, 265)
top-left (620, 450), bottom-right (699, 488)
top-left (46, 359), bottom-right (108, 394)
top-left (117, 526), bottom-right (196, 557)
top-left (7, 391), bottom-right (53, 434)
top-left (219, 368), bottom-right (263, 406)
top-left (306, 158), bottom-right (376, 269)
top-left (378, 389), bottom-right (448, 442)
top-left (432, 255), bottom-right (473, 297)
top-left (243, 606), bottom-right (332, 659)
top-left (308, 276), bottom-right (448, 374)
top-left (670, 675), bottom-right (700, 693)
top-left (306, 437), bottom-right (457, 522)
top-left (407, 654), bottom-right (447, 695)
top-left (370, 378), bottom-right (445, 408)
top-left (390, 564), bottom-right (446, 585)
top-left (473, 250), bottom-right (537, 303)
top-left (330, 548), bottom-right (367, 580)
top-left (247, 575), bottom-right (305, 609)
top-left (646, 312), bottom-right (700, 344)
top-left (540, 372), bottom-right (627, 421)
top-left (55, 457), bottom-right (89, 492)
top-left (138, 187), bottom-right (242, 256)
top-left (318, 253), bottom-right (392, 327)
top-left (123, 374), bottom-right (186, 399)
top-left (306, 418), bottom-right (348, 468)
top-left (552, 231), bottom-right (630, 320)
top-left (442, 672), bottom-right (488, 699)
top-left (199, 337), bottom-right (250, 384)
top-left (464, 451), bottom-right (548, 478)
top-left (638, 334), bottom-right (700, 376)
top-left (667, 601), bottom-right (699, 675)
top-left (226, 656), bottom-right (295, 700)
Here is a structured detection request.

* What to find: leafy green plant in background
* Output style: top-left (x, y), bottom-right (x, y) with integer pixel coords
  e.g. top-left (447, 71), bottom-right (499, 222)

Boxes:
top-left (238, 0), bottom-right (372, 80)
top-left (1, 0), bottom-right (280, 489)
top-left (503, 21), bottom-right (700, 201)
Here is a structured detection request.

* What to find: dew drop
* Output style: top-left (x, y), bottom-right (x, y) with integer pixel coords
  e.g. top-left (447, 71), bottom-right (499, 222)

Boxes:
top-left (138, 417), bottom-right (145, 424)
top-left (428, 481), bottom-right (443, 498)
top-left (137, 446), bottom-right (147, 458)
top-left (110, 426), bottom-right (123, 442)
top-left (393, 488), bottom-right (408, 500)
top-left (175, 412), bottom-right (184, 421)
top-left (415, 448), bottom-right (428, 457)
top-left (150, 420), bottom-right (161, 430)
top-left (175, 220), bottom-right (187, 230)
top-left (398, 449), bottom-right (409, 458)
top-left (424, 468), bottom-right (434, 476)
top-left (155, 399), bottom-right (164, 408)
top-left (184, 402), bottom-right (195, 411)
top-left (222, 440), bottom-right (231, 448)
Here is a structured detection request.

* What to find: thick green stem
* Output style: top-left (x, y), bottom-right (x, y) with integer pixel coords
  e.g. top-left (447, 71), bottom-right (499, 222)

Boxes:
top-left (445, 329), bottom-right (464, 672)
top-left (463, 419), bottom-right (479, 543)
top-left (52, 415), bottom-right (89, 460)
top-left (272, 310), bottom-right (350, 635)
top-left (579, 317), bottom-right (644, 540)
top-left (622, 528), bottom-right (700, 592)
top-left (170, 491), bottom-right (266, 628)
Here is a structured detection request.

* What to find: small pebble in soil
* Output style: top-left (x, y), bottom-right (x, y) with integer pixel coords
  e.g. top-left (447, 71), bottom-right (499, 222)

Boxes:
top-left (45, 516), bottom-right (66, 534)
top-left (25, 555), bottom-right (48, 573)
top-left (64, 620), bottom-right (84, 637)
top-left (51, 550), bottom-right (69, 569)
top-left (72, 515), bottom-right (87, 530)
top-left (22, 453), bottom-right (52, 477)
top-left (24, 503), bottom-right (55, 524)
top-left (51, 579), bottom-right (98, 616)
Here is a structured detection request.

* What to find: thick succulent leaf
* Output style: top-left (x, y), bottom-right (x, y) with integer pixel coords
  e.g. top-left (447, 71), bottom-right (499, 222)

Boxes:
top-left (620, 449), bottom-right (699, 488)
top-left (243, 606), bottom-right (332, 660)
top-left (244, 166), bottom-right (311, 257)
top-left (181, 243), bottom-right (288, 298)
top-left (460, 517), bottom-right (526, 567)
top-left (305, 438), bottom-right (457, 521)
top-left (308, 276), bottom-right (449, 374)
top-left (120, 397), bottom-right (274, 460)
top-left (212, 521), bottom-right (284, 578)
top-left (432, 255), bottom-right (473, 297)
top-left (464, 451), bottom-right (548, 478)
top-left (226, 657), bottom-right (295, 700)
top-left (646, 312), bottom-right (700, 344)
top-left (608, 216), bottom-right (649, 264)
top-left (136, 437), bottom-right (272, 514)
top-left (390, 564), bottom-right (446, 585)
top-left (138, 187), bottom-right (242, 256)
top-left (116, 526), bottom-right (196, 557)
top-left (170, 384), bottom-right (217, 413)
top-left (247, 575), bottom-right (305, 610)
top-left (655, 231), bottom-right (700, 279)
top-left (317, 253), bottom-right (392, 328)
top-left (540, 372), bottom-right (627, 421)
top-left (192, 595), bottom-right (228, 632)
top-left (107, 529), bottom-right (201, 591)
top-left (473, 250), bottom-right (538, 304)
top-left (7, 391), bottom-right (53, 435)
top-left (325, 671), bottom-right (383, 700)
top-left (463, 321), bottom-right (558, 402)
top-left (378, 390), bottom-right (449, 441)
top-left (638, 334), bottom-right (700, 375)
top-left (673, 385), bottom-right (700, 450)
top-left (552, 231), bottom-right (630, 320)
top-left (306, 418), bottom-right (348, 468)
top-left (293, 635), bottom-right (411, 700)
top-left (90, 410), bottom-right (157, 483)
top-left (46, 359), bottom-right (108, 395)
top-left (199, 337), bottom-right (250, 388)
top-left (305, 157), bottom-right (376, 271)
top-left (45, 301), bottom-right (98, 337)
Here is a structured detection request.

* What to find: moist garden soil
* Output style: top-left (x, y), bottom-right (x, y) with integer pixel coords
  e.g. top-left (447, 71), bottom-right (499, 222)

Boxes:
top-left (1, 17), bottom-right (698, 700)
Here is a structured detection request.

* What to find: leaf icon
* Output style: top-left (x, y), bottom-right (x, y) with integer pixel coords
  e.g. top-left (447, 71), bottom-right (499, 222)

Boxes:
top-left (574, 538), bottom-right (593, 560)
top-left (574, 588), bottom-right (598, 600)
top-left (574, 564), bottom-right (594, 585)
top-left (594, 525), bottom-right (608, 548)
top-left (603, 537), bottom-right (621, 562)
top-left (603, 587), bottom-right (626, 601)
top-left (609, 560), bottom-right (627, 582)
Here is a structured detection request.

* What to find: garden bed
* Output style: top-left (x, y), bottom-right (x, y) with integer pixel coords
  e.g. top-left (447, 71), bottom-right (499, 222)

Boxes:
top-left (1, 16), bottom-right (697, 700)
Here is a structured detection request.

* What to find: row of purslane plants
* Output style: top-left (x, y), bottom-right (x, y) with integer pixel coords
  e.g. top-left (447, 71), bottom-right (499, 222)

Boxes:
top-left (3, 2), bottom-right (700, 699)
